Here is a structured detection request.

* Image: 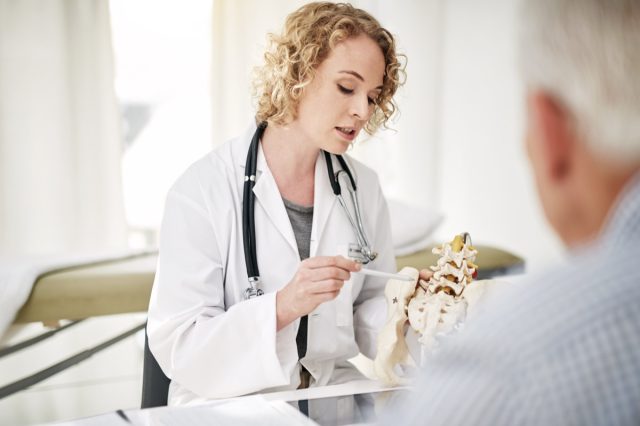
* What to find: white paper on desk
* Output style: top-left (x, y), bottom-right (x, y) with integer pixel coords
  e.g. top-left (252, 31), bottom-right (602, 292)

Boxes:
top-left (130, 397), bottom-right (318, 426)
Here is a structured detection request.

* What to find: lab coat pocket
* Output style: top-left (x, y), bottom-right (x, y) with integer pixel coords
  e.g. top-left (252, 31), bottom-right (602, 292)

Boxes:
top-left (335, 279), bottom-right (354, 326)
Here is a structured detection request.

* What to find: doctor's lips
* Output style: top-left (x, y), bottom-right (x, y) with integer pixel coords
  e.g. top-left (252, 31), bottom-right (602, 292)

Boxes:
top-left (335, 126), bottom-right (357, 141)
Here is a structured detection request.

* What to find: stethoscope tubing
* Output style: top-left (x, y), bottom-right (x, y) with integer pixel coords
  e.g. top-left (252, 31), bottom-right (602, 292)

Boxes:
top-left (242, 122), bottom-right (266, 291)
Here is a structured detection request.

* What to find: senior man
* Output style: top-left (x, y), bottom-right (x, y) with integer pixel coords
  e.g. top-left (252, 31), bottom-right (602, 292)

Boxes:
top-left (384, 0), bottom-right (640, 424)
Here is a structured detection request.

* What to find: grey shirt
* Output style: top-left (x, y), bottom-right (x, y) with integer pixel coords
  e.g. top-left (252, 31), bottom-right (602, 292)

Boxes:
top-left (282, 198), bottom-right (313, 261)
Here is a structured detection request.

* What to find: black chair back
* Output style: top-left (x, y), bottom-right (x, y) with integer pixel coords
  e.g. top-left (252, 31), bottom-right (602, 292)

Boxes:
top-left (141, 327), bottom-right (171, 408)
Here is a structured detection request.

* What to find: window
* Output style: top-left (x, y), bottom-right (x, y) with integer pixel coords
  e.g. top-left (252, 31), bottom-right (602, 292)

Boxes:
top-left (110, 0), bottom-right (213, 247)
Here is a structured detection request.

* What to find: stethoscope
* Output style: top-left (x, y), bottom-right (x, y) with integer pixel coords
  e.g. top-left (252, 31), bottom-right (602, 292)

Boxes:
top-left (243, 122), bottom-right (378, 299)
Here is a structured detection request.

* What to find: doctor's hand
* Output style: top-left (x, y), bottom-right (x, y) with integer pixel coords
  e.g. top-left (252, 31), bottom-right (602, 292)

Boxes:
top-left (275, 255), bottom-right (361, 331)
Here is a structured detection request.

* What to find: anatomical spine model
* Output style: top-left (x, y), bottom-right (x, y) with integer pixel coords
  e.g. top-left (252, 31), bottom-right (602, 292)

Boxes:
top-left (374, 234), bottom-right (478, 386)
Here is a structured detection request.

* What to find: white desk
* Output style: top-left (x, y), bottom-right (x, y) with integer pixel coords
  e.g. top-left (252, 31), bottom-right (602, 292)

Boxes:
top-left (54, 380), bottom-right (408, 426)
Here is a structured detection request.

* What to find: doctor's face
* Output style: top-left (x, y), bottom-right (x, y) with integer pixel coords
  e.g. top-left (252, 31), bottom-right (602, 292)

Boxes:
top-left (293, 34), bottom-right (386, 154)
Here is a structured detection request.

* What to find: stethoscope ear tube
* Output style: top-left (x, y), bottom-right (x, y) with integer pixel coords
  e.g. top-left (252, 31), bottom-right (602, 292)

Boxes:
top-left (336, 155), bottom-right (356, 191)
top-left (325, 152), bottom-right (377, 263)
top-left (324, 151), bottom-right (357, 195)
top-left (323, 151), bottom-right (341, 195)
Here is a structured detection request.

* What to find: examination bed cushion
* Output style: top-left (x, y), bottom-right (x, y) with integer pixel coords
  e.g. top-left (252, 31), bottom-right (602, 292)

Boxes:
top-left (13, 246), bottom-right (523, 324)
top-left (13, 254), bottom-right (157, 324)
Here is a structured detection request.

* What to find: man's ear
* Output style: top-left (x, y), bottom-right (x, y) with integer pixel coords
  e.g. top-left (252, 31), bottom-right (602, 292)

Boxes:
top-left (529, 91), bottom-right (575, 182)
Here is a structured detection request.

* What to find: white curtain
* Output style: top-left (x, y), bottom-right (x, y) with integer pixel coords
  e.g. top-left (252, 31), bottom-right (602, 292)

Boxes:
top-left (0, 0), bottom-right (127, 255)
top-left (210, 0), bottom-right (443, 207)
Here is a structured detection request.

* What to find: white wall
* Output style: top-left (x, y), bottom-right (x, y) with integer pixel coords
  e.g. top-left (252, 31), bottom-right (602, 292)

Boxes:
top-left (434, 0), bottom-right (564, 271)
top-left (349, 0), bottom-right (443, 206)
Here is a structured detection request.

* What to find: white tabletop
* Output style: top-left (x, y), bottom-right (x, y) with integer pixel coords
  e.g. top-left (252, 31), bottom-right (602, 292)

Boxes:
top-left (52, 379), bottom-right (406, 426)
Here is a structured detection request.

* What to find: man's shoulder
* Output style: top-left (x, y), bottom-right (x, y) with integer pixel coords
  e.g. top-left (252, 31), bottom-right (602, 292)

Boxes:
top-left (533, 243), bottom-right (640, 306)
top-left (461, 243), bottom-right (639, 352)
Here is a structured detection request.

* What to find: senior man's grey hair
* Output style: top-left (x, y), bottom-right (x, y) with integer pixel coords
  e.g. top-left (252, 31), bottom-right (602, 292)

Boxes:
top-left (519, 0), bottom-right (640, 163)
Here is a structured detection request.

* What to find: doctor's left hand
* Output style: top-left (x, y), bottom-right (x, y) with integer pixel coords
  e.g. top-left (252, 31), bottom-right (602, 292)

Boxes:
top-left (275, 255), bottom-right (361, 331)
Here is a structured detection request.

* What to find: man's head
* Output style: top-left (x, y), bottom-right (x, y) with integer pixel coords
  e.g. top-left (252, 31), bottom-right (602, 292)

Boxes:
top-left (520, 0), bottom-right (640, 247)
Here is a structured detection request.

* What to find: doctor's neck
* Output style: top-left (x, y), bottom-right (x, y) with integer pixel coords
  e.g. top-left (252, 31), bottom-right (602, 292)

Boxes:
top-left (261, 123), bottom-right (318, 177)
top-left (260, 123), bottom-right (317, 206)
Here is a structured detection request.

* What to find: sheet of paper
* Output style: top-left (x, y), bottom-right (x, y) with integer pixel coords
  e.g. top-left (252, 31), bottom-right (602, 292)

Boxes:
top-left (127, 396), bottom-right (317, 426)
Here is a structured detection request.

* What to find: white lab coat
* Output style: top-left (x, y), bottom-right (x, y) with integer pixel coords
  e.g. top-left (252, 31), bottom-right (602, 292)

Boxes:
top-left (147, 124), bottom-right (395, 404)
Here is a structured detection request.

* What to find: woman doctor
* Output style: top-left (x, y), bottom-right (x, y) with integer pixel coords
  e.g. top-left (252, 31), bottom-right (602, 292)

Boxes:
top-left (147, 2), bottom-right (405, 405)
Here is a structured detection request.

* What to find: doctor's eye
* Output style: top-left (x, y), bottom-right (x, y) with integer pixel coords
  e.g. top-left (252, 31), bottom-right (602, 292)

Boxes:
top-left (337, 85), bottom-right (354, 95)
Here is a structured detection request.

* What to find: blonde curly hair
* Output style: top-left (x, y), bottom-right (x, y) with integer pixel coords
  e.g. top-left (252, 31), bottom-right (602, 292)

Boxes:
top-left (253, 2), bottom-right (406, 134)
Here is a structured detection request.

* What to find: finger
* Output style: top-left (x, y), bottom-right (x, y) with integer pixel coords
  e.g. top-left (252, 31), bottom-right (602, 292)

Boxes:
top-left (307, 279), bottom-right (345, 294)
top-left (320, 290), bottom-right (341, 302)
top-left (313, 289), bottom-right (341, 303)
top-left (309, 266), bottom-right (351, 282)
top-left (302, 255), bottom-right (361, 272)
top-left (419, 269), bottom-right (433, 281)
top-left (334, 255), bottom-right (361, 272)
top-left (301, 256), bottom-right (335, 267)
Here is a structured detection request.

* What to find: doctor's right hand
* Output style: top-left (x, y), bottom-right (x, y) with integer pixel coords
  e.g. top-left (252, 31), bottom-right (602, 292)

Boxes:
top-left (275, 255), bottom-right (361, 331)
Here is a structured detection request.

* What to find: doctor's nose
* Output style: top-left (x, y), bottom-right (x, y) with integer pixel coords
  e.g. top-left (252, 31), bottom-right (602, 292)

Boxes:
top-left (349, 94), bottom-right (371, 121)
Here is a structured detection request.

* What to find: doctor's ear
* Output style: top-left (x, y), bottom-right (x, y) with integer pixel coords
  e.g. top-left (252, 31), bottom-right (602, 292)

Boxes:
top-left (528, 91), bottom-right (576, 183)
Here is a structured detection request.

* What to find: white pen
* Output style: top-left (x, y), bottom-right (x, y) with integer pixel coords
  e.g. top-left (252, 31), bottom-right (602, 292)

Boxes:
top-left (355, 268), bottom-right (415, 282)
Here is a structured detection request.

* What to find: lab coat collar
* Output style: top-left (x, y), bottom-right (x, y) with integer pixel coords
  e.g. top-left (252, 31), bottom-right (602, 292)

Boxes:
top-left (231, 123), bottom-right (297, 257)
top-left (252, 145), bottom-right (299, 257)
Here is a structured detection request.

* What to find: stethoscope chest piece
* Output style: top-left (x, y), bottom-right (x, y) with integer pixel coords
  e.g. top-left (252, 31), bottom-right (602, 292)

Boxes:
top-left (244, 277), bottom-right (264, 299)
top-left (348, 242), bottom-right (377, 264)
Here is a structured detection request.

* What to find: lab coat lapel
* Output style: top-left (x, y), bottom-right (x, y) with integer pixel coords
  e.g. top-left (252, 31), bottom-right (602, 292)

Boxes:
top-left (251, 144), bottom-right (299, 257)
top-left (310, 153), bottom-right (337, 257)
